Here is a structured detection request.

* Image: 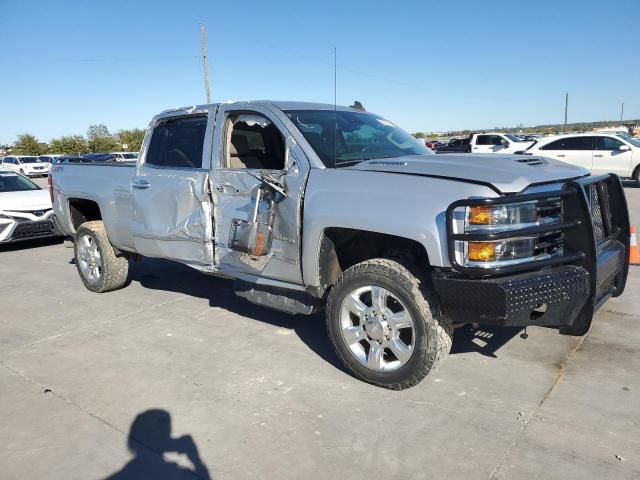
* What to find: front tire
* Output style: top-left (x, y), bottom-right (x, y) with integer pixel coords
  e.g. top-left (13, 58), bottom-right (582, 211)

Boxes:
top-left (326, 259), bottom-right (453, 390)
top-left (633, 166), bottom-right (640, 186)
top-left (74, 221), bottom-right (129, 293)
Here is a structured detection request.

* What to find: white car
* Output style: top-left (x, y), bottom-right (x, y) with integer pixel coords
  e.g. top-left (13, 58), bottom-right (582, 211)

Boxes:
top-left (469, 132), bottom-right (534, 154)
top-left (0, 171), bottom-right (60, 243)
top-left (524, 132), bottom-right (640, 184)
top-left (110, 151), bottom-right (139, 161)
top-left (1, 155), bottom-right (51, 177)
top-left (39, 154), bottom-right (64, 164)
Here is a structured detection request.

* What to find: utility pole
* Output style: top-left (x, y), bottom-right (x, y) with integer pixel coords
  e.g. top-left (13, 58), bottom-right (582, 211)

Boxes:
top-left (563, 93), bottom-right (568, 132)
top-left (333, 47), bottom-right (337, 109)
top-left (199, 22), bottom-right (211, 104)
top-left (620, 102), bottom-right (624, 123)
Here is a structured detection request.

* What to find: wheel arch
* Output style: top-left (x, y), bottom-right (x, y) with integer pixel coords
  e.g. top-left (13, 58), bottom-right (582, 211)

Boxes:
top-left (313, 227), bottom-right (430, 298)
top-left (67, 197), bottom-right (103, 232)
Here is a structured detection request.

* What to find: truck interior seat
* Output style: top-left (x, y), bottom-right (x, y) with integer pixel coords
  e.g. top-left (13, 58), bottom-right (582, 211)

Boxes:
top-left (229, 134), bottom-right (263, 169)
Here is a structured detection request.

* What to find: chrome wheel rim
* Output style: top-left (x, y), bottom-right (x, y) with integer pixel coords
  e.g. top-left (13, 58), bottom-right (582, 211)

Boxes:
top-left (339, 285), bottom-right (415, 372)
top-left (77, 234), bottom-right (102, 285)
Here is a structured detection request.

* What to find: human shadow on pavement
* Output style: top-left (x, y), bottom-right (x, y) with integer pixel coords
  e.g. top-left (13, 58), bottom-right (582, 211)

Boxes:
top-left (125, 257), bottom-right (519, 371)
top-left (104, 409), bottom-right (211, 480)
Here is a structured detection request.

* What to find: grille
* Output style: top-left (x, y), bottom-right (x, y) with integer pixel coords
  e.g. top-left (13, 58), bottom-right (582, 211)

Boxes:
top-left (534, 198), bottom-right (564, 258)
top-left (12, 221), bottom-right (54, 239)
top-left (588, 182), bottom-right (611, 244)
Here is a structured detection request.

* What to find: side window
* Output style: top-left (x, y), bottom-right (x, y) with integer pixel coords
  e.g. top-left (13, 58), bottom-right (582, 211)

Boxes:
top-left (491, 135), bottom-right (505, 145)
top-left (563, 136), bottom-right (593, 150)
top-left (595, 136), bottom-right (624, 151)
top-left (226, 113), bottom-right (285, 170)
top-left (540, 139), bottom-right (565, 150)
top-left (146, 115), bottom-right (208, 168)
top-left (476, 135), bottom-right (491, 145)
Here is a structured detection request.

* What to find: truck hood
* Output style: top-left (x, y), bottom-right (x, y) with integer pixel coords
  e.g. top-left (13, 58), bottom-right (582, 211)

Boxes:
top-left (348, 154), bottom-right (588, 193)
top-left (0, 189), bottom-right (52, 211)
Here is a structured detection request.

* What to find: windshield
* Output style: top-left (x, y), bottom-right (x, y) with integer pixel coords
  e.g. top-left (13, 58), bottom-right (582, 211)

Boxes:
top-left (285, 110), bottom-right (433, 167)
top-left (504, 134), bottom-right (528, 142)
top-left (0, 172), bottom-right (40, 192)
top-left (617, 133), bottom-right (640, 148)
top-left (19, 157), bottom-right (41, 163)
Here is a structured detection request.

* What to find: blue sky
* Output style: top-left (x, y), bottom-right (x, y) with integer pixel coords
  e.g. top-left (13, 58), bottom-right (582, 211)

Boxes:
top-left (1, 0), bottom-right (638, 144)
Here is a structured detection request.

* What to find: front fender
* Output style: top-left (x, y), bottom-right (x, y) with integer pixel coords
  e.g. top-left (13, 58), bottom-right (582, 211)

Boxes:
top-left (301, 169), bottom-right (499, 287)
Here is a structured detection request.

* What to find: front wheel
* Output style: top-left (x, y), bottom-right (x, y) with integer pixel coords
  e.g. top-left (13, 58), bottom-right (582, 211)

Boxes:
top-left (74, 221), bottom-right (129, 293)
top-left (633, 166), bottom-right (640, 186)
top-left (326, 259), bottom-right (453, 390)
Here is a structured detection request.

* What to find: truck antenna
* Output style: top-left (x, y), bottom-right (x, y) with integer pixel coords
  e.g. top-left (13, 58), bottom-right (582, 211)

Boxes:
top-left (199, 22), bottom-right (212, 104)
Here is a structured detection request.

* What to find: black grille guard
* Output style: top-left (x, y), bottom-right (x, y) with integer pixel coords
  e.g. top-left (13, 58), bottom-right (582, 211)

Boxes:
top-left (445, 174), bottom-right (630, 289)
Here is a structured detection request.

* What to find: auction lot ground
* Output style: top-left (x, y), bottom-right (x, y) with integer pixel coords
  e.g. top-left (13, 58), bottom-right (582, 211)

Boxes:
top-left (1, 179), bottom-right (639, 479)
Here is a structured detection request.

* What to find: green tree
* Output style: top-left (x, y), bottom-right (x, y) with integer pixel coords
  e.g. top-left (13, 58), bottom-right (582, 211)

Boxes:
top-left (87, 124), bottom-right (117, 153)
top-left (48, 138), bottom-right (65, 154)
top-left (12, 134), bottom-right (46, 155)
top-left (61, 135), bottom-right (89, 155)
top-left (413, 132), bottom-right (426, 139)
top-left (115, 128), bottom-right (146, 152)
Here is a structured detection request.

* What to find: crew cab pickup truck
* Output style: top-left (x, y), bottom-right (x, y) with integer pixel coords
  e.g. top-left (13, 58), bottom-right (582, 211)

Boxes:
top-left (468, 132), bottom-right (534, 154)
top-left (50, 101), bottom-right (630, 389)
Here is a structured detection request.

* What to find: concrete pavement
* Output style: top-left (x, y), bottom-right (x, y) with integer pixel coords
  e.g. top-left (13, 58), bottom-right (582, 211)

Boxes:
top-left (0, 180), bottom-right (638, 479)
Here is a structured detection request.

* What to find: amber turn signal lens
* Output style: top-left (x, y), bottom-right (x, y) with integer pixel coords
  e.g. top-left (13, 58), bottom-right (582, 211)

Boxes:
top-left (468, 206), bottom-right (494, 225)
top-left (468, 242), bottom-right (496, 261)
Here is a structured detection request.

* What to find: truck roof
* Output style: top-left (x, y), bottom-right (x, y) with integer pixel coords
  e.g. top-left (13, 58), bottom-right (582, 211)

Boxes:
top-left (162, 100), bottom-right (356, 115)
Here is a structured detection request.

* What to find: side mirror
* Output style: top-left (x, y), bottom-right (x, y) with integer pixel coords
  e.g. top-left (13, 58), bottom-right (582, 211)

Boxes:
top-left (500, 140), bottom-right (510, 148)
top-left (619, 144), bottom-right (631, 151)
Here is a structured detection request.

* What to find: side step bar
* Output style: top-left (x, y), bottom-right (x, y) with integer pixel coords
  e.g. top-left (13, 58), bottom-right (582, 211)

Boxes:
top-left (233, 280), bottom-right (322, 315)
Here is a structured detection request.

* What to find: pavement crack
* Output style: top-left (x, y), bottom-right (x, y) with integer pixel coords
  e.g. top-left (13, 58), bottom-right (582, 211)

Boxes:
top-left (0, 294), bottom-right (191, 360)
top-left (488, 333), bottom-right (588, 480)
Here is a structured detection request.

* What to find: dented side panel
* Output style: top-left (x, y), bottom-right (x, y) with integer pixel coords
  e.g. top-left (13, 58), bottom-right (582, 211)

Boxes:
top-left (128, 107), bottom-right (216, 267)
top-left (130, 168), bottom-right (213, 266)
top-left (210, 104), bottom-right (310, 285)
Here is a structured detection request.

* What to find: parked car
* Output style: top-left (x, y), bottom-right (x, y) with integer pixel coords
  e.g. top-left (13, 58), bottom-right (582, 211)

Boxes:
top-left (50, 101), bottom-right (630, 390)
top-left (524, 132), bottom-right (640, 184)
top-left (435, 138), bottom-right (470, 153)
top-left (57, 156), bottom-right (95, 164)
top-left (468, 132), bottom-right (534, 154)
top-left (80, 153), bottom-right (116, 162)
top-left (1, 155), bottom-right (50, 177)
top-left (110, 151), bottom-right (139, 161)
top-left (0, 170), bottom-right (61, 243)
top-left (39, 155), bottom-right (64, 164)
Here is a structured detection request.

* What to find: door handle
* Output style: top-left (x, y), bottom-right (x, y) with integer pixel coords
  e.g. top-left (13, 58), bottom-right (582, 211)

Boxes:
top-left (132, 179), bottom-right (150, 189)
top-left (557, 154), bottom-right (566, 158)
top-left (594, 154), bottom-right (604, 158)
top-left (215, 183), bottom-right (239, 194)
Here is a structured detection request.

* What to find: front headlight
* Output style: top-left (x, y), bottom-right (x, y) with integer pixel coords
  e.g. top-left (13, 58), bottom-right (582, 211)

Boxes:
top-left (466, 203), bottom-right (537, 230)
top-left (451, 199), bottom-right (563, 268)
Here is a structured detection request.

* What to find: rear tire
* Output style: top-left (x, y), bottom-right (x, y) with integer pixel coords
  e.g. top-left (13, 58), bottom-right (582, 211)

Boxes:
top-left (74, 221), bottom-right (129, 293)
top-left (633, 165), bottom-right (640, 186)
top-left (326, 259), bottom-right (453, 390)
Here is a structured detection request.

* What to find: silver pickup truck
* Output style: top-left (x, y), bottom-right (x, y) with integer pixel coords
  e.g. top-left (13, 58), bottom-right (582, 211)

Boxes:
top-left (50, 101), bottom-right (630, 389)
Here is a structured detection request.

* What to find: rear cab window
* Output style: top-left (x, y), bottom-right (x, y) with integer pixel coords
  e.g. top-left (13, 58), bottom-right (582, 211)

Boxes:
top-left (146, 115), bottom-right (208, 169)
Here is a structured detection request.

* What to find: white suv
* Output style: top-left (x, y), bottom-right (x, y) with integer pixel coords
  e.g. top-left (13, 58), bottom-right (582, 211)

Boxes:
top-left (525, 133), bottom-right (640, 184)
top-left (1, 156), bottom-right (51, 177)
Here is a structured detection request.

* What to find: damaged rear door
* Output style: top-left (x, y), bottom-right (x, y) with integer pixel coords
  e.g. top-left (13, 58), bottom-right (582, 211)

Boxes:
top-left (210, 104), bottom-right (309, 285)
top-left (130, 109), bottom-right (215, 267)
